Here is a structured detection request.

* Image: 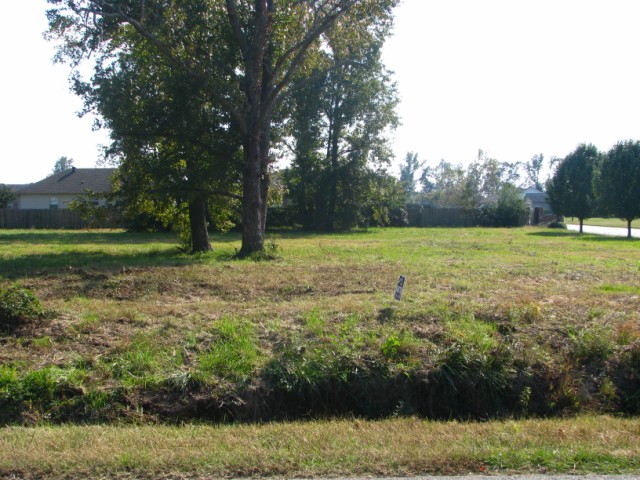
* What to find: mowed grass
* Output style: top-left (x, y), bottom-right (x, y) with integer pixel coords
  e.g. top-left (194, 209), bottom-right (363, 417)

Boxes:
top-left (1, 416), bottom-right (639, 478)
top-left (566, 217), bottom-right (637, 228)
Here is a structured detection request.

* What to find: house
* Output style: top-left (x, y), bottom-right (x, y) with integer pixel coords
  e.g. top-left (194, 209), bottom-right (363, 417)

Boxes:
top-left (521, 187), bottom-right (559, 225)
top-left (15, 168), bottom-right (115, 210)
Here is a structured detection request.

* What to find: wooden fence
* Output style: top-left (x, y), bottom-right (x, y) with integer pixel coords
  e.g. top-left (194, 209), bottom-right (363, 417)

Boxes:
top-left (406, 204), bottom-right (529, 228)
top-left (0, 209), bottom-right (119, 229)
top-left (406, 205), bottom-right (477, 227)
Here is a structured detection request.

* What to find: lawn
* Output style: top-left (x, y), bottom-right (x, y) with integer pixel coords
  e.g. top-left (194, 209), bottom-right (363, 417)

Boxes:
top-left (565, 217), bottom-right (636, 228)
top-left (1, 226), bottom-right (639, 477)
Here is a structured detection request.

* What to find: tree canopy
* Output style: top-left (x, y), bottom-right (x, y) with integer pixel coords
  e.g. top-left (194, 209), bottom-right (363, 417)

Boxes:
top-left (599, 140), bottom-right (640, 238)
top-left (546, 144), bottom-right (600, 233)
top-left (47, 0), bottom-right (399, 254)
top-left (284, 29), bottom-right (399, 230)
top-left (51, 156), bottom-right (74, 176)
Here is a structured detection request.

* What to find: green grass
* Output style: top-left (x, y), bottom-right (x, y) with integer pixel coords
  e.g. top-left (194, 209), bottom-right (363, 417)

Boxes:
top-left (1, 226), bottom-right (639, 476)
top-left (0, 416), bottom-right (638, 478)
top-left (566, 217), bottom-right (636, 228)
top-left (0, 226), bottom-right (639, 423)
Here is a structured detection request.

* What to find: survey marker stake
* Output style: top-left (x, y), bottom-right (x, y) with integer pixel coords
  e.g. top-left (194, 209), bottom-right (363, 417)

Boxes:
top-left (394, 275), bottom-right (405, 301)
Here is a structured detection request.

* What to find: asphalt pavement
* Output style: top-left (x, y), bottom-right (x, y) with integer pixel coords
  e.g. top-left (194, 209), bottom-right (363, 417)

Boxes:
top-left (566, 224), bottom-right (639, 238)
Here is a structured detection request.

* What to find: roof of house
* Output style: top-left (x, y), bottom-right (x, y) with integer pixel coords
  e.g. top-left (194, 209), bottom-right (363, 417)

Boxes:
top-left (17, 168), bottom-right (115, 195)
top-left (521, 188), bottom-right (553, 212)
top-left (2, 184), bottom-right (27, 192)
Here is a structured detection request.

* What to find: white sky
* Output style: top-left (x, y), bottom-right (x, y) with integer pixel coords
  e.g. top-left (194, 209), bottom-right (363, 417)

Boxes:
top-left (2, 0), bottom-right (640, 184)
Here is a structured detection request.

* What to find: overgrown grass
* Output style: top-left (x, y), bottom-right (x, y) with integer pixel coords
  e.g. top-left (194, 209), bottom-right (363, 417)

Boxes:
top-left (0, 416), bottom-right (638, 478)
top-left (0, 227), bottom-right (638, 424)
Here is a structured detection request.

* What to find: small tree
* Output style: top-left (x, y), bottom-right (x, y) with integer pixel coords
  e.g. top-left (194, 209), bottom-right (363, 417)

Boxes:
top-left (0, 185), bottom-right (17, 209)
top-left (599, 140), bottom-right (640, 238)
top-left (51, 156), bottom-right (74, 176)
top-left (546, 144), bottom-right (600, 233)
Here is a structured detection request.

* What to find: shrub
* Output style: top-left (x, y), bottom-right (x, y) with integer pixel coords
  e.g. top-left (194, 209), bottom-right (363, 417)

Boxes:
top-left (477, 184), bottom-right (529, 227)
top-left (0, 284), bottom-right (45, 328)
top-left (548, 220), bottom-right (567, 229)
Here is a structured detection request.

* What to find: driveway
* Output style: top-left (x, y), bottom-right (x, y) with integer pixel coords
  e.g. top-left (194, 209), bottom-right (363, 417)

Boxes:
top-left (566, 223), bottom-right (639, 238)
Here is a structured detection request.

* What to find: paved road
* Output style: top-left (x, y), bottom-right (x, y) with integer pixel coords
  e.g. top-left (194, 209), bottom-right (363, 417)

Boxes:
top-left (566, 223), bottom-right (639, 238)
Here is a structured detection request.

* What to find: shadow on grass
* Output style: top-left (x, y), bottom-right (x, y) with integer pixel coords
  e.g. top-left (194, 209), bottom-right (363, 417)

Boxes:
top-left (0, 230), bottom-right (242, 246)
top-left (0, 231), bottom-right (246, 279)
top-left (527, 230), bottom-right (640, 242)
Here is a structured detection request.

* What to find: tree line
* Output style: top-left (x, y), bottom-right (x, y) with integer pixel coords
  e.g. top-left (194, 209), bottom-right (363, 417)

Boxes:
top-left (546, 141), bottom-right (640, 238)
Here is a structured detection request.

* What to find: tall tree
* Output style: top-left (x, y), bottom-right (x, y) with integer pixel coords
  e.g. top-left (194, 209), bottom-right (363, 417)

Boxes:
top-left (399, 152), bottom-right (423, 194)
top-left (546, 144), bottom-right (600, 233)
top-left (285, 28), bottom-right (399, 231)
top-left (81, 34), bottom-right (241, 252)
top-left (51, 156), bottom-right (74, 176)
top-left (47, 0), bottom-right (398, 255)
top-left (599, 140), bottom-right (640, 238)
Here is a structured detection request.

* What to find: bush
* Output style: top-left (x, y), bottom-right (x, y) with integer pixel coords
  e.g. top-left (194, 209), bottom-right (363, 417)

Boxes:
top-left (477, 184), bottom-right (529, 227)
top-left (0, 284), bottom-right (45, 328)
top-left (548, 220), bottom-right (567, 229)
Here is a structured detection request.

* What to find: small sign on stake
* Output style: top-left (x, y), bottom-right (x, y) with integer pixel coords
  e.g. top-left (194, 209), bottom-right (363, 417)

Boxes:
top-left (394, 275), bottom-right (405, 301)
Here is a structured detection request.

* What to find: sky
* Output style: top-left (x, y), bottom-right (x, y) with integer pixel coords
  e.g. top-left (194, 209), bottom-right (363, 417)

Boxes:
top-left (2, 0), bottom-right (640, 185)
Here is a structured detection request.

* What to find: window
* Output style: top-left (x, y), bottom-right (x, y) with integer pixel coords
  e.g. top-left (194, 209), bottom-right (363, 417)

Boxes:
top-left (50, 197), bottom-right (58, 210)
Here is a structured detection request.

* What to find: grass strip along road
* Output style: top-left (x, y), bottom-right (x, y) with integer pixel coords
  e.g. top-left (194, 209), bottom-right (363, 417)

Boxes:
top-left (1, 416), bottom-right (639, 478)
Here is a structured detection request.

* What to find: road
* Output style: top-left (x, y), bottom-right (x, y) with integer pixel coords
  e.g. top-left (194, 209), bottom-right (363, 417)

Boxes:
top-left (566, 224), bottom-right (639, 238)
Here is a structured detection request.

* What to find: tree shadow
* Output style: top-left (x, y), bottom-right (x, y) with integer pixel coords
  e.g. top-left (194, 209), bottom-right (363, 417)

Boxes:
top-left (0, 230), bottom-right (243, 246)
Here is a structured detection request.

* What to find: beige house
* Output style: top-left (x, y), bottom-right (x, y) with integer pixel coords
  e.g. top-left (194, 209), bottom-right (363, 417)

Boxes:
top-left (16, 168), bottom-right (115, 209)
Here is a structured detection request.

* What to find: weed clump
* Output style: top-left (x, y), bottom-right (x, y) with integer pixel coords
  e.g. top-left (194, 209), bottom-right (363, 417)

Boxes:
top-left (0, 284), bottom-right (45, 330)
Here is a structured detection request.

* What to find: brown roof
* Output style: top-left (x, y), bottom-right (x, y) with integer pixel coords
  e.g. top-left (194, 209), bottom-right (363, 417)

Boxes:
top-left (18, 168), bottom-right (115, 195)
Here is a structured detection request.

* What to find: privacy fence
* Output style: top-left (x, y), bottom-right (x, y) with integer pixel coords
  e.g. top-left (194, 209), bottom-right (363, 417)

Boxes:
top-left (0, 209), bottom-right (119, 229)
top-left (405, 204), bottom-right (529, 228)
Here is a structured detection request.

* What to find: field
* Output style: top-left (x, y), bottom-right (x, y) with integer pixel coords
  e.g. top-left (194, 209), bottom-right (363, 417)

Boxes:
top-left (1, 226), bottom-right (639, 477)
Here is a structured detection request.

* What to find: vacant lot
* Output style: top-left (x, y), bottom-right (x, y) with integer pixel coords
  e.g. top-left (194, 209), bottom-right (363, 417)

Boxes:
top-left (1, 227), bottom-right (639, 423)
top-left (1, 227), bottom-right (639, 477)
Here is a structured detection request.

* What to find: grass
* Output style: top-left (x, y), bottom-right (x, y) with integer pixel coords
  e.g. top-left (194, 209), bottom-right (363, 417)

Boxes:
top-left (0, 416), bottom-right (638, 478)
top-left (566, 217), bottom-right (636, 228)
top-left (0, 226), bottom-right (639, 475)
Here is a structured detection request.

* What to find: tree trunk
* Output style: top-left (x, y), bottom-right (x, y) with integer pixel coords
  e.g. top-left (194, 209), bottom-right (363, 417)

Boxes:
top-left (627, 218), bottom-right (632, 239)
top-left (189, 195), bottom-right (212, 253)
top-left (239, 131), bottom-right (264, 257)
top-left (326, 116), bottom-right (341, 231)
top-left (579, 217), bottom-right (584, 234)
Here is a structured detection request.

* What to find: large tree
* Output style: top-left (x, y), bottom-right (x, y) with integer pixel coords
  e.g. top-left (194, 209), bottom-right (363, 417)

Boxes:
top-left (47, 0), bottom-right (398, 254)
top-left (285, 29), bottom-right (399, 231)
top-left (82, 34), bottom-right (242, 252)
top-left (599, 140), bottom-right (640, 238)
top-left (546, 143), bottom-right (600, 233)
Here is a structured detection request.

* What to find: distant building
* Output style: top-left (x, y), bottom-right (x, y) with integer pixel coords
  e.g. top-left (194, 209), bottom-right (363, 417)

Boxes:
top-left (15, 168), bottom-right (115, 210)
top-left (521, 187), bottom-right (559, 225)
